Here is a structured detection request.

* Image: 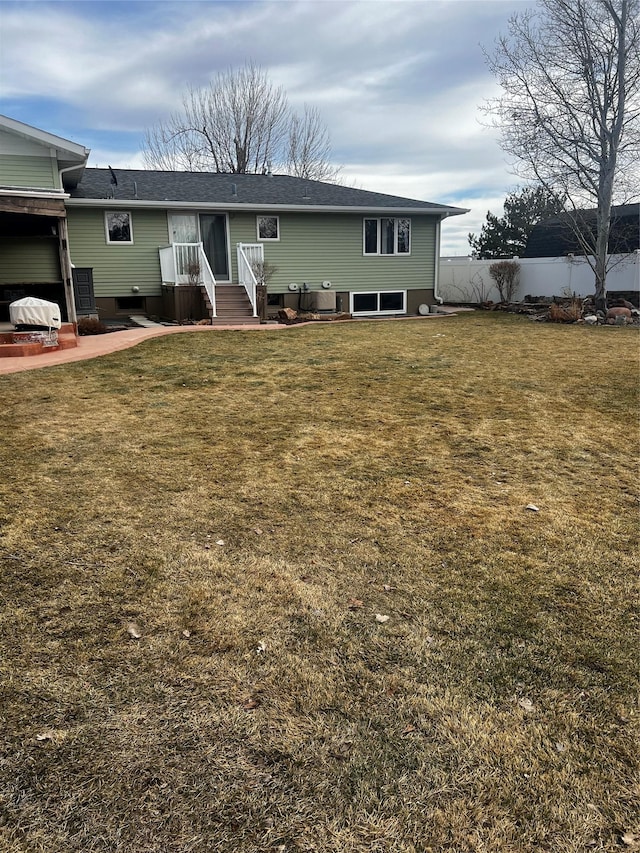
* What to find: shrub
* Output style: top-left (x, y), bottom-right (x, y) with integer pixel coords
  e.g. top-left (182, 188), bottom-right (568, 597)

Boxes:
top-left (185, 260), bottom-right (201, 285)
top-left (77, 317), bottom-right (108, 335)
top-left (548, 299), bottom-right (583, 323)
top-left (489, 260), bottom-right (520, 302)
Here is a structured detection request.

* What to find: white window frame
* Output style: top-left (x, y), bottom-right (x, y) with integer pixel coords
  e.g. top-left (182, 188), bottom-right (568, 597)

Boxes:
top-left (169, 212), bottom-right (200, 244)
top-left (257, 215), bottom-right (280, 241)
top-left (363, 217), bottom-right (411, 256)
top-left (105, 211), bottom-right (133, 245)
top-left (350, 290), bottom-right (407, 316)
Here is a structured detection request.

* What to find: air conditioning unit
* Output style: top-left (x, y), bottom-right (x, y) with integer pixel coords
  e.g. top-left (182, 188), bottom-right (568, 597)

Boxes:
top-left (313, 290), bottom-right (337, 313)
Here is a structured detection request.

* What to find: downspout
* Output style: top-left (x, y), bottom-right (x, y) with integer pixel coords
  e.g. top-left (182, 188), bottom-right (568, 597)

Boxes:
top-left (58, 163), bottom-right (84, 326)
top-left (433, 214), bottom-right (447, 305)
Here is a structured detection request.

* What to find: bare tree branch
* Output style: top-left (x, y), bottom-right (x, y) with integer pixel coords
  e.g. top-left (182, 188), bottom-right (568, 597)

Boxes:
top-left (286, 104), bottom-right (341, 182)
top-left (482, 0), bottom-right (640, 309)
top-left (142, 63), bottom-right (340, 183)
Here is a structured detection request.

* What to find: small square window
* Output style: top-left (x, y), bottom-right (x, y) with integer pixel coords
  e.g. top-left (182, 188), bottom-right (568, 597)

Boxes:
top-left (106, 211), bottom-right (133, 244)
top-left (257, 215), bottom-right (279, 240)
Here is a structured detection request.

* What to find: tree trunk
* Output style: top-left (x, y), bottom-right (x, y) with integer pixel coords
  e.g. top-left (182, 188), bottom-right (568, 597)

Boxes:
top-left (594, 208), bottom-right (610, 313)
top-left (594, 159), bottom-right (616, 312)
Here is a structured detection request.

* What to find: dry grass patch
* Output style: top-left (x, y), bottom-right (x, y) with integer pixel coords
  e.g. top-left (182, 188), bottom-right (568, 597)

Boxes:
top-left (0, 314), bottom-right (638, 852)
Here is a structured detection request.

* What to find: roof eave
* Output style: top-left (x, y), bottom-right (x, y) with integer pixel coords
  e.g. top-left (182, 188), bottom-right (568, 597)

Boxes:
top-left (65, 198), bottom-right (468, 216)
top-left (0, 187), bottom-right (70, 200)
top-left (0, 114), bottom-right (90, 162)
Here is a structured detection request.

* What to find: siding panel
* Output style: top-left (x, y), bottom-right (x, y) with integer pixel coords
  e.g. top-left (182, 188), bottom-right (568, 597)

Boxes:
top-left (229, 212), bottom-right (437, 293)
top-left (0, 155), bottom-right (57, 188)
top-left (66, 208), bottom-right (169, 297)
top-left (0, 238), bottom-right (60, 283)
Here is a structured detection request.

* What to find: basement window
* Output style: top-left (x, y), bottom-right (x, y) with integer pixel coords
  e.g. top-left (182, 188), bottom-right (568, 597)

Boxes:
top-left (116, 296), bottom-right (145, 311)
top-left (351, 291), bottom-right (406, 316)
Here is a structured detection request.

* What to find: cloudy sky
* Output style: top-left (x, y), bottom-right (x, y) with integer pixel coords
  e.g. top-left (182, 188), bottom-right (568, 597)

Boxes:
top-left (0, 0), bottom-right (531, 254)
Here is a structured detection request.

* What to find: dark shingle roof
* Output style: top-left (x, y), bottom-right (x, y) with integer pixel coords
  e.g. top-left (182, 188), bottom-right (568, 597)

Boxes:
top-left (524, 203), bottom-right (640, 257)
top-left (69, 168), bottom-right (465, 214)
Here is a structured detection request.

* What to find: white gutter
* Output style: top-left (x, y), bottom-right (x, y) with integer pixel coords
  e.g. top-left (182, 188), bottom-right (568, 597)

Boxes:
top-left (65, 197), bottom-right (469, 217)
top-left (0, 187), bottom-right (69, 199)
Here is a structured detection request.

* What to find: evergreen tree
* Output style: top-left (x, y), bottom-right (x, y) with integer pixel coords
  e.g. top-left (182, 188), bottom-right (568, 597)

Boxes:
top-left (468, 186), bottom-right (565, 258)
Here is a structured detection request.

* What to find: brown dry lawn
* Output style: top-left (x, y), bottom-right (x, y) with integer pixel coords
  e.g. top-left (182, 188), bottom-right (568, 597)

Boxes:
top-left (0, 313), bottom-right (638, 853)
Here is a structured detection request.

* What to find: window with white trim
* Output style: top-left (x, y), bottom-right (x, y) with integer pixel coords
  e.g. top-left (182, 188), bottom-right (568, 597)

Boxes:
top-left (363, 217), bottom-right (410, 255)
top-left (351, 290), bottom-right (406, 315)
top-left (257, 215), bottom-right (279, 240)
top-left (105, 211), bottom-right (133, 244)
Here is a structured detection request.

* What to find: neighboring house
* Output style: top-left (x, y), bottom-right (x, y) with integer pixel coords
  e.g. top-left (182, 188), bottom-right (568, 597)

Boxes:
top-left (524, 204), bottom-right (640, 258)
top-left (1, 115), bottom-right (468, 324)
top-left (438, 203), bottom-right (640, 304)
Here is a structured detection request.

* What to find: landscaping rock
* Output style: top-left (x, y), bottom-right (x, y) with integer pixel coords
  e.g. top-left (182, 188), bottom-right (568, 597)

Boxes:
top-left (606, 307), bottom-right (631, 325)
top-left (278, 307), bottom-right (298, 322)
top-left (606, 306), bottom-right (632, 319)
top-left (583, 315), bottom-right (599, 325)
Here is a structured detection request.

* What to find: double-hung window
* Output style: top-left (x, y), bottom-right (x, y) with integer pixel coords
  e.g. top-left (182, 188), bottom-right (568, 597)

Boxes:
top-left (363, 217), bottom-right (410, 255)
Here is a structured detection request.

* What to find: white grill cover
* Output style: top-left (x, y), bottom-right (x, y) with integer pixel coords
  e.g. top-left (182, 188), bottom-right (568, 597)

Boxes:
top-left (9, 297), bottom-right (62, 329)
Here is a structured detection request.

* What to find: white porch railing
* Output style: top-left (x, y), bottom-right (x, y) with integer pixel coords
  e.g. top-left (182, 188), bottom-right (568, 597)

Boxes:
top-left (159, 242), bottom-right (216, 317)
top-left (236, 243), bottom-right (262, 317)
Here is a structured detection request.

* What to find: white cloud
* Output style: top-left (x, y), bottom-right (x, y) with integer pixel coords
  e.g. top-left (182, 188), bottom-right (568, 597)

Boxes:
top-left (1, 0), bottom-right (521, 256)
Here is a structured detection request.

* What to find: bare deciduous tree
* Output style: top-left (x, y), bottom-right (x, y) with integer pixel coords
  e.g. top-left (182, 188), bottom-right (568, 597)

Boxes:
top-left (483, 0), bottom-right (640, 309)
top-left (143, 63), bottom-right (340, 182)
top-left (286, 105), bottom-right (341, 183)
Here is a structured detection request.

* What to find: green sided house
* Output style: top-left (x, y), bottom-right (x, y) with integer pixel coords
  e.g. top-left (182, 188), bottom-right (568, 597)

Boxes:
top-left (1, 114), bottom-right (467, 326)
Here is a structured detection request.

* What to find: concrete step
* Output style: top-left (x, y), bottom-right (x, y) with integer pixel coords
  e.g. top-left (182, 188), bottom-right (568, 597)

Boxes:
top-left (212, 309), bottom-right (259, 325)
top-left (216, 305), bottom-right (253, 317)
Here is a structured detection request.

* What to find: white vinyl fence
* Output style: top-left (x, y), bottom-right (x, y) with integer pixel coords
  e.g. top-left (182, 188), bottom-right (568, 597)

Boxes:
top-left (439, 252), bottom-right (640, 303)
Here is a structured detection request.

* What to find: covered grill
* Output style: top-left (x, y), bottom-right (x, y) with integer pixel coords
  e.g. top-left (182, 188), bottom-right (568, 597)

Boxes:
top-left (10, 297), bottom-right (62, 330)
